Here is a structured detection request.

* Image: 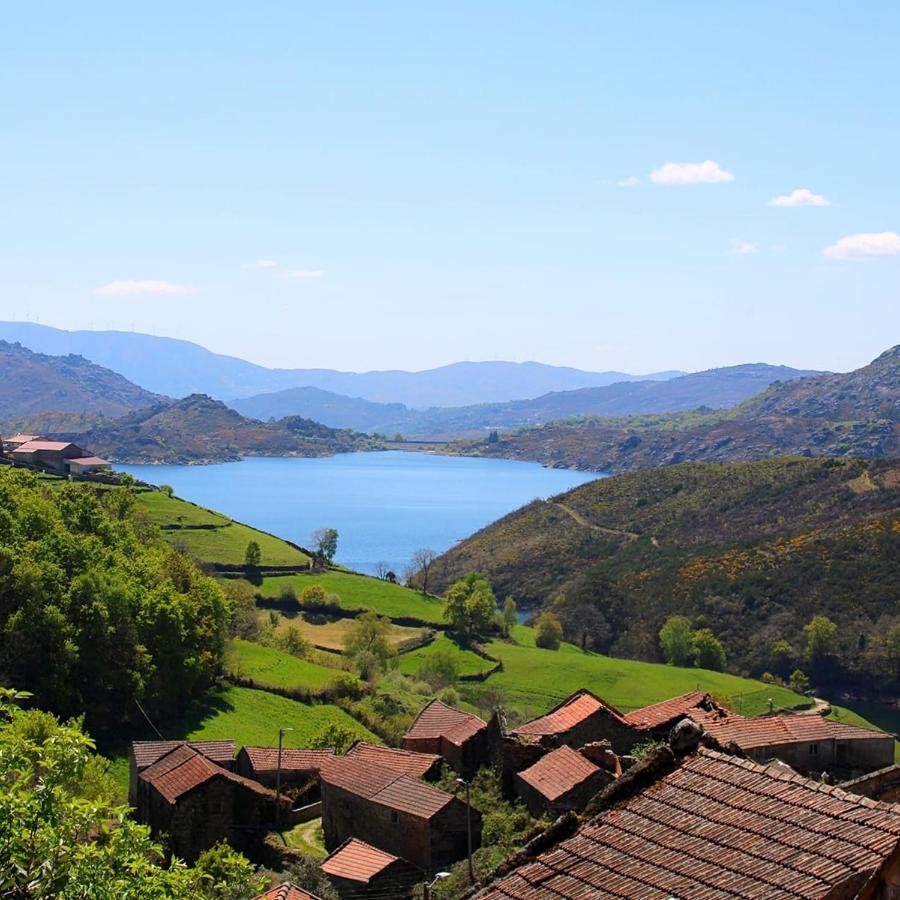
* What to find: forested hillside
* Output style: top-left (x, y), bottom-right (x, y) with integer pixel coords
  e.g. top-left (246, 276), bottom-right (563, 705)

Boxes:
top-left (428, 457), bottom-right (900, 693)
top-left (462, 346), bottom-right (899, 471)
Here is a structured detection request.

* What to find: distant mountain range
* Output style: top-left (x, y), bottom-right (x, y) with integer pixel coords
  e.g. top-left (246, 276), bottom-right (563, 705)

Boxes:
top-left (232, 363), bottom-right (823, 437)
top-left (463, 345), bottom-right (900, 472)
top-left (0, 322), bottom-right (683, 408)
top-left (0, 340), bottom-right (164, 419)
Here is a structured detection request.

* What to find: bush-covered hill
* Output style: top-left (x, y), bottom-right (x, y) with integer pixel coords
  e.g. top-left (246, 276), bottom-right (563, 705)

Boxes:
top-left (428, 457), bottom-right (900, 692)
top-left (68, 394), bottom-right (379, 464)
top-left (0, 339), bottom-right (164, 419)
top-left (460, 346), bottom-right (899, 471)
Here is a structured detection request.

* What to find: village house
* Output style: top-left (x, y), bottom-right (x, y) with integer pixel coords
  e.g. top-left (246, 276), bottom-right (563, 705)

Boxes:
top-left (689, 708), bottom-right (895, 777)
top-left (235, 746), bottom-right (335, 804)
top-left (843, 763), bottom-right (900, 803)
top-left (320, 755), bottom-right (481, 874)
top-left (66, 454), bottom-right (112, 474)
top-left (254, 883), bottom-right (323, 900)
top-left (9, 439), bottom-right (87, 473)
top-left (1, 433), bottom-right (41, 452)
top-left (128, 738), bottom-right (235, 806)
top-left (320, 837), bottom-right (422, 899)
top-left (403, 699), bottom-right (488, 777)
top-left (510, 689), bottom-right (639, 753)
top-left (345, 740), bottom-right (443, 779)
top-left (622, 690), bottom-right (732, 737)
top-left (137, 744), bottom-right (281, 863)
top-left (474, 722), bottom-right (900, 899)
top-left (514, 744), bottom-right (617, 819)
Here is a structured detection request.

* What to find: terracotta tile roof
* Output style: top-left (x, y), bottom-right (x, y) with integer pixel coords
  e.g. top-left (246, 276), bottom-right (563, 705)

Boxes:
top-left (11, 440), bottom-right (75, 452)
top-left (67, 456), bottom-right (110, 466)
top-left (345, 741), bottom-right (441, 778)
top-left (517, 745), bottom-right (602, 802)
top-left (511, 690), bottom-right (626, 737)
top-left (240, 746), bottom-right (334, 773)
top-left (320, 837), bottom-right (399, 883)
top-left (321, 756), bottom-right (454, 819)
top-left (622, 691), bottom-right (729, 730)
top-left (131, 739), bottom-right (234, 770)
top-left (404, 699), bottom-right (486, 747)
top-left (254, 883), bottom-right (322, 900)
top-left (693, 711), bottom-right (891, 750)
top-left (140, 745), bottom-right (272, 804)
top-left (5, 434), bottom-right (41, 444)
top-left (476, 748), bottom-right (900, 899)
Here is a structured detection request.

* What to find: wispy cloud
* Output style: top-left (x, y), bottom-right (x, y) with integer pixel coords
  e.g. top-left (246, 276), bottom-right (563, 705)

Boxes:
top-left (823, 231), bottom-right (900, 260)
top-left (650, 160), bottom-right (735, 185)
top-left (287, 269), bottom-right (325, 279)
top-left (730, 239), bottom-right (759, 255)
top-left (769, 188), bottom-right (831, 208)
top-left (616, 175), bottom-right (641, 188)
top-left (94, 279), bottom-right (192, 296)
top-left (245, 259), bottom-right (278, 268)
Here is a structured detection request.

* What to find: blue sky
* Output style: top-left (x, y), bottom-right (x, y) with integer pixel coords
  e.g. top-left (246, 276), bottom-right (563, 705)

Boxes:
top-left (0, 3), bottom-right (897, 374)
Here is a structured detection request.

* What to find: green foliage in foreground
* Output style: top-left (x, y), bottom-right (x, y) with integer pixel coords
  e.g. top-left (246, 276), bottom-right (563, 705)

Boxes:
top-left (0, 688), bottom-right (263, 899)
top-left (260, 570), bottom-right (446, 621)
top-left (0, 468), bottom-right (230, 735)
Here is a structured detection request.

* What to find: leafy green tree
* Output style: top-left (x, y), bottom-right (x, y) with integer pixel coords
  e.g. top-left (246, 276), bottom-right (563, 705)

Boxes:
top-left (278, 625), bottom-right (310, 658)
top-left (0, 688), bottom-right (262, 899)
top-left (535, 611), bottom-right (563, 650)
top-left (790, 668), bottom-right (809, 693)
top-left (769, 639), bottom-right (794, 679)
top-left (659, 616), bottom-right (694, 667)
top-left (310, 722), bottom-right (357, 753)
top-left (417, 643), bottom-right (461, 688)
top-left (804, 615), bottom-right (839, 662)
top-left (344, 611), bottom-right (394, 669)
top-left (244, 540), bottom-right (261, 567)
top-left (443, 572), bottom-right (497, 640)
top-left (299, 583), bottom-right (327, 607)
top-left (502, 597), bottom-right (518, 635)
top-left (693, 628), bottom-right (726, 671)
top-left (312, 528), bottom-right (339, 564)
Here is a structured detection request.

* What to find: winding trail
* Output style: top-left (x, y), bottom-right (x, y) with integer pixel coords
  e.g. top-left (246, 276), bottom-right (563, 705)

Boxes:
top-left (551, 501), bottom-right (640, 542)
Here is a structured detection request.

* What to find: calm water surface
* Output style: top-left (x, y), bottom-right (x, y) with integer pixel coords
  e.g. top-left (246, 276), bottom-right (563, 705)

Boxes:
top-left (118, 451), bottom-right (600, 574)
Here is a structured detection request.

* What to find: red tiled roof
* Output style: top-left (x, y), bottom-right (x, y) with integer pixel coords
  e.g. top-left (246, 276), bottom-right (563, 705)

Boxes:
top-left (140, 745), bottom-right (272, 804)
top-left (476, 748), bottom-right (900, 899)
top-left (67, 456), bottom-right (110, 466)
top-left (321, 756), bottom-right (454, 819)
top-left (11, 440), bottom-right (75, 452)
top-left (346, 741), bottom-right (441, 778)
top-left (131, 739), bottom-right (234, 770)
top-left (404, 699), bottom-right (486, 747)
top-left (320, 838), bottom-right (399, 883)
top-left (240, 746), bottom-right (334, 773)
top-left (692, 711), bottom-right (891, 750)
top-left (517, 745), bottom-right (602, 802)
top-left (5, 434), bottom-right (41, 444)
top-left (254, 883), bottom-right (322, 900)
top-left (622, 691), bottom-right (728, 730)
top-left (511, 690), bottom-right (625, 737)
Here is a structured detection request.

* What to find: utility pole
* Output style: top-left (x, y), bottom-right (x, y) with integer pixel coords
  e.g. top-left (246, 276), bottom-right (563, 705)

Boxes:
top-left (423, 871), bottom-right (450, 899)
top-left (457, 777), bottom-right (474, 884)
top-left (275, 726), bottom-right (293, 831)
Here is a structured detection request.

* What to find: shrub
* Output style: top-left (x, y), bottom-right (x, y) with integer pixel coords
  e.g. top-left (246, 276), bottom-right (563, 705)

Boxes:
top-left (659, 616), bottom-right (694, 667)
top-left (692, 628), bottom-right (726, 671)
top-left (534, 612), bottom-right (563, 650)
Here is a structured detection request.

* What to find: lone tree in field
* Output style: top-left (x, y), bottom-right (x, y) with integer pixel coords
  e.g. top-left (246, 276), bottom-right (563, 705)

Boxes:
top-left (535, 611), bottom-right (563, 650)
top-left (244, 540), bottom-right (261, 568)
top-left (444, 572), bottom-right (497, 641)
top-left (312, 528), bottom-right (339, 565)
top-left (502, 596), bottom-right (518, 635)
top-left (412, 548), bottom-right (438, 595)
top-left (659, 615), bottom-right (694, 667)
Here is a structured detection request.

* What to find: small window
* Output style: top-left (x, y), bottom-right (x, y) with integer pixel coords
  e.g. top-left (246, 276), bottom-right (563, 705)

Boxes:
top-left (390, 810), bottom-right (400, 825)
top-left (809, 743), bottom-right (819, 756)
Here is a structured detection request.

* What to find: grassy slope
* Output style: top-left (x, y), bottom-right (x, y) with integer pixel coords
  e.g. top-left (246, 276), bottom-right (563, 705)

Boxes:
top-left (259, 570), bottom-right (445, 622)
top-left (136, 489), bottom-right (309, 566)
top-left (397, 635), bottom-right (496, 678)
top-left (225, 639), bottom-right (345, 690)
top-left (269, 614), bottom-right (427, 652)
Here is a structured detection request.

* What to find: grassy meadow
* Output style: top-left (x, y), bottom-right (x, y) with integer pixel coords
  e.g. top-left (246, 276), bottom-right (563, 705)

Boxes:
top-left (225, 639), bottom-right (347, 691)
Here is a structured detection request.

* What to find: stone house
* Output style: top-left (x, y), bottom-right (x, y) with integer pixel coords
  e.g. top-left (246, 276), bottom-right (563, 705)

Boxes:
top-left (128, 739), bottom-right (235, 806)
top-left (843, 763), bottom-right (900, 803)
top-left (320, 837), bottom-right (422, 899)
top-left (691, 709), bottom-right (895, 777)
top-left (514, 744), bottom-right (617, 819)
top-left (9, 440), bottom-right (87, 473)
top-left (236, 746), bottom-right (335, 804)
top-left (475, 725), bottom-right (900, 899)
top-left (320, 755), bottom-right (481, 874)
top-left (2, 433), bottom-right (41, 452)
top-left (66, 455), bottom-right (111, 474)
top-left (402, 699), bottom-right (488, 777)
top-left (345, 740), bottom-right (443, 780)
top-left (510, 690), bottom-right (640, 753)
top-left (622, 690), bottom-right (732, 738)
top-left (137, 744), bottom-right (281, 863)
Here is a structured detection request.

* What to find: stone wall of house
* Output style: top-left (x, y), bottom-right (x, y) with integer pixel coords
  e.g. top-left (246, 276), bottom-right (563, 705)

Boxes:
top-left (747, 736), bottom-right (894, 778)
top-left (515, 767), bottom-right (614, 819)
top-left (843, 764), bottom-right (900, 803)
top-left (325, 860), bottom-right (421, 899)
top-left (555, 713), bottom-right (643, 754)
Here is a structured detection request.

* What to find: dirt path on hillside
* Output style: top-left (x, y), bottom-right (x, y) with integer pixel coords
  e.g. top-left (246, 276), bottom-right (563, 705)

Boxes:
top-left (551, 501), bottom-right (640, 542)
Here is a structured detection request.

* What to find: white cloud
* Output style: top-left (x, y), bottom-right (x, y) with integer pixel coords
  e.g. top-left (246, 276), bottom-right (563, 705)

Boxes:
top-left (730, 239), bottom-right (759, 255)
top-left (245, 259), bottom-right (278, 268)
top-left (823, 231), bottom-right (900, 260)
top-left (649, 160), bottom-right (735, 185)
top-left (616, 176), bottom-right (641, 188)
top-left (769, 188), bottom-right (831, 207)
top-left (94, 279), bottom-right (192, 296)
top-left (287, 269), bottom-right (325, 279)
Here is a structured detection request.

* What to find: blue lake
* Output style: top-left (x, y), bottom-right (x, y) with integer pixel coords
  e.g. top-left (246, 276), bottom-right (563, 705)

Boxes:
top-left (118, 451), bottom-right (600, 575)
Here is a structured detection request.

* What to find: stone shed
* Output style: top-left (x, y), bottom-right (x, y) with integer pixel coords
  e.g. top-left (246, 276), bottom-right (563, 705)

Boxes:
top-left (320, 837), bottom-right (422, 899)
top-left (402, 699), bottom-right (488, 777)
top-left (128, 739), bottom-right (234, 806)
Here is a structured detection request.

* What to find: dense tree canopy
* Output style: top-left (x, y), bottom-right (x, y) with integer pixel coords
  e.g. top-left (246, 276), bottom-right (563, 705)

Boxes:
top-left (0, 470), bottom-right (231, 734)
top-left (443, 572), bottom-right (497, 640)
